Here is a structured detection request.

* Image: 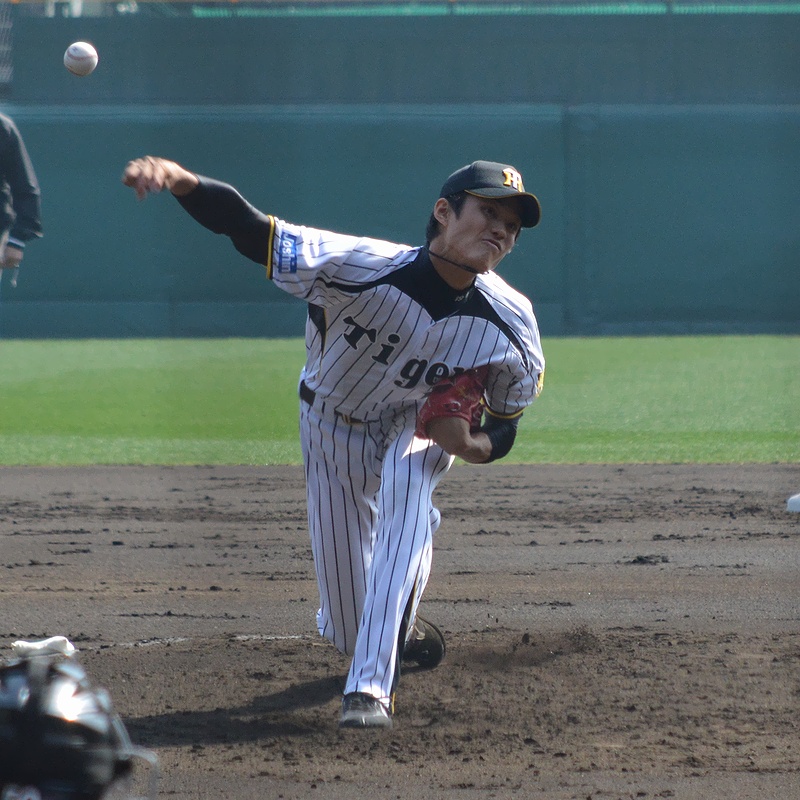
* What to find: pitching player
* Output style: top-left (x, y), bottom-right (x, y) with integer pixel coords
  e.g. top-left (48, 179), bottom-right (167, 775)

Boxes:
top-left (122, 156), bottom-right (545, 729)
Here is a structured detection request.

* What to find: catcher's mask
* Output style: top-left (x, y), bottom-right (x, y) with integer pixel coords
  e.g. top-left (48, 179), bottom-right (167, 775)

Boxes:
top-left (0, 638), bottom-right (158, 800)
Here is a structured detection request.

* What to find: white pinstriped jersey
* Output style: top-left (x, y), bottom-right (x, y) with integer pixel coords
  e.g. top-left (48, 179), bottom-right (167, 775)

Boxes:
top-left (265, 217), bottom-right (545, 422)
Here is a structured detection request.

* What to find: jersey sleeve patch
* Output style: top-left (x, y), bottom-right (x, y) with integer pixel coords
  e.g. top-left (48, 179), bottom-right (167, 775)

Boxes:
top-left (276, 230), bottom-right (298, 275)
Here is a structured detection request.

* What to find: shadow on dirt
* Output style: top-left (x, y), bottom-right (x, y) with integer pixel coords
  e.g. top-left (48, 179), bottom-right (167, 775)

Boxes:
top-left (125, 673), bottom-right (343, 746)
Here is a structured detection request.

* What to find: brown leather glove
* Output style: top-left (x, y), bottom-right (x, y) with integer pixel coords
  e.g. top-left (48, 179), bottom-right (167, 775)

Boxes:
top-left (415, 366), bottom-right (488, 439)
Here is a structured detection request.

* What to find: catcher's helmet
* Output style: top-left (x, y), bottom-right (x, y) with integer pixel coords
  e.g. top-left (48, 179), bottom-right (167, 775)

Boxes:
top-left (0, 638), bottom-right (158, 800)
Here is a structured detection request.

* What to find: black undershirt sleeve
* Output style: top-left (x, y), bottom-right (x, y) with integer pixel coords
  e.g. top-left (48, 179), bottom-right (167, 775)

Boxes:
top-left (481, 413), bottom-right (521, 462)
top-left (175, 176), bottom-right (273, 264)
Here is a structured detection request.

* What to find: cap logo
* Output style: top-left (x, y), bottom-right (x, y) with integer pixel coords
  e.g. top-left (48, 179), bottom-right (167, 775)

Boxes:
top-left (502, 168), bottom-right (524, 192)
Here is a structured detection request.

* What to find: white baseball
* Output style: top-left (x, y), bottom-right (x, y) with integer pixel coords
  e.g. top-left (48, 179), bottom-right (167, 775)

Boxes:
top-left (64, 41), bottom-right (98, 77)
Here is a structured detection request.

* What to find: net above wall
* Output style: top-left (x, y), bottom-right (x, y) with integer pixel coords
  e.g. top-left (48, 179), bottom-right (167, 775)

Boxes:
top-left (9, 0), bottom-right (800, 18)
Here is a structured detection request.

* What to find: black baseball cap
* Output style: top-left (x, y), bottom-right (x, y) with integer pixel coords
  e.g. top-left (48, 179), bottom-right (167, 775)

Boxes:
top-left (439, 160), bottom-right (541, 228)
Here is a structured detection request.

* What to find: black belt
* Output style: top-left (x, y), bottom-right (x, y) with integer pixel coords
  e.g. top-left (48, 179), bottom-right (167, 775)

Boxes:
top-left (299, 380), bottom-right (363, 424)
top-left (299, 380), bottom-right (316, 408)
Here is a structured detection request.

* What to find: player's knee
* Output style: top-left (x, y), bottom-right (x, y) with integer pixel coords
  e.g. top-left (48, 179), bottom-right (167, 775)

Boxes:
top-left (318, 613), bottom-right (357, 656)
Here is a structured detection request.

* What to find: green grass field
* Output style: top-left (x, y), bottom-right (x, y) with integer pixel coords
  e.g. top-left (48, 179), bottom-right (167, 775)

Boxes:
top-left (0, 335), bottom-right (797, 465)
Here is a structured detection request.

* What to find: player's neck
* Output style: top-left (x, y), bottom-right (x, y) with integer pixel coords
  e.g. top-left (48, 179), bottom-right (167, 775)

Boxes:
top-left (427, 248), bottom-right (478, 291)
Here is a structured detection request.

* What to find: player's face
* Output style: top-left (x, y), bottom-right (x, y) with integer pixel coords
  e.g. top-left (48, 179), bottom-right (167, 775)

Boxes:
top-left (435, 194), bottom-right (522, 274)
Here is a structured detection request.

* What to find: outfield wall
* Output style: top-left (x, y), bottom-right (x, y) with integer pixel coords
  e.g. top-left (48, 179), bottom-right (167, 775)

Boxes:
top-left (1, 9), bottom-right (797, 337)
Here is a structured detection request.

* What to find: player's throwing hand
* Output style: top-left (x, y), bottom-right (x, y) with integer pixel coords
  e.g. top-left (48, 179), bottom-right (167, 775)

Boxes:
top-left (122, 155), bottom-right (199, 200)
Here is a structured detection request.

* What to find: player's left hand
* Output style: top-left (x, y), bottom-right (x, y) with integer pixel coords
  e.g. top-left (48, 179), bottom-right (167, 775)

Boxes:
top-left (415, 366), bottom-right (492, 462)
top-left (426, 415), bottom-right (492, 463)
top-left (415, 367), bottom-right (488, 437)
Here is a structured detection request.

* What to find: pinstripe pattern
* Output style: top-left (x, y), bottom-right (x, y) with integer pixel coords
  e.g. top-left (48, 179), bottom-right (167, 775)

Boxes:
top-left (301, 400), bottom-right (451, 705)
top-left (300, 402), bottom-right (381, 655)
top-left (276, 217), bottom-right (544, 711)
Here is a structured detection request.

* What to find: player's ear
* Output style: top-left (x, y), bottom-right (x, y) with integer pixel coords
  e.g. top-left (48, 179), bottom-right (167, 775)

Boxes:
top-left (433, 197), bottom-right (450, 227)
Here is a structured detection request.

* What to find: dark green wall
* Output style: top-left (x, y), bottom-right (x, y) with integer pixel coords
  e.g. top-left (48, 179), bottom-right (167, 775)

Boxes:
top-left (1, 10), bottom-right (797, 337)
top-left (564, 106), bottom-right (800, 332)
top-left (0, 105), bottom-right (567, 336)
top-left (10, 13), bottom-right (800, 105)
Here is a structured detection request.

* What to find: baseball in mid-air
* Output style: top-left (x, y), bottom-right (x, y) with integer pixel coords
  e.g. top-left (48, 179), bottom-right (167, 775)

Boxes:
top-left (64, 41), bottom-right (98, 77)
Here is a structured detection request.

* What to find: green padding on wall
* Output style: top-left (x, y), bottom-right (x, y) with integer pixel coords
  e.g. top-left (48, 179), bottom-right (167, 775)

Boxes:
top-left (3, 106), bottom-right (564, 337)
top-left (0, 301), bottom-right (309, 339)
top-left (3, 104), bottom-right (797, 338)
top-left (564, 106), bottom-right (800, 330)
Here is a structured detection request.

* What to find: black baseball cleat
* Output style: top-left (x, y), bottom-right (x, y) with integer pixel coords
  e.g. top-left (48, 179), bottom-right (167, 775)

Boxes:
top-left (339, 692), bottom-right (393, 729)
top-left (402, 615), bottom-right (446, 669)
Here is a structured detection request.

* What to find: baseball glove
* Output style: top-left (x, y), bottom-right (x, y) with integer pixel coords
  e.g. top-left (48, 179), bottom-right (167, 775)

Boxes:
top-left (415, 366), bottom-right (489, 439)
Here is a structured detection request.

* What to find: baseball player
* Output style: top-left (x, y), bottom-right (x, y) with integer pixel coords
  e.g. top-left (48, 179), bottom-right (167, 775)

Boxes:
top-left (122, 156), bottom-right (545, 729)
top-left (0, 113), bottom-right (43, 291)
top-left (0, 636), bottom-right (159, 800)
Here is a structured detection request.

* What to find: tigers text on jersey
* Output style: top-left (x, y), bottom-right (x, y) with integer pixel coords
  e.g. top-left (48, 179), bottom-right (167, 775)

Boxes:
top-left (266, 217), bottom-right (545, 422)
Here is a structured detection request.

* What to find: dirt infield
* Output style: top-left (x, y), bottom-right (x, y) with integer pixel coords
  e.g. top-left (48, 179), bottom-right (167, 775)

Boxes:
top-left (2, 463), bottom-right (798, 799)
